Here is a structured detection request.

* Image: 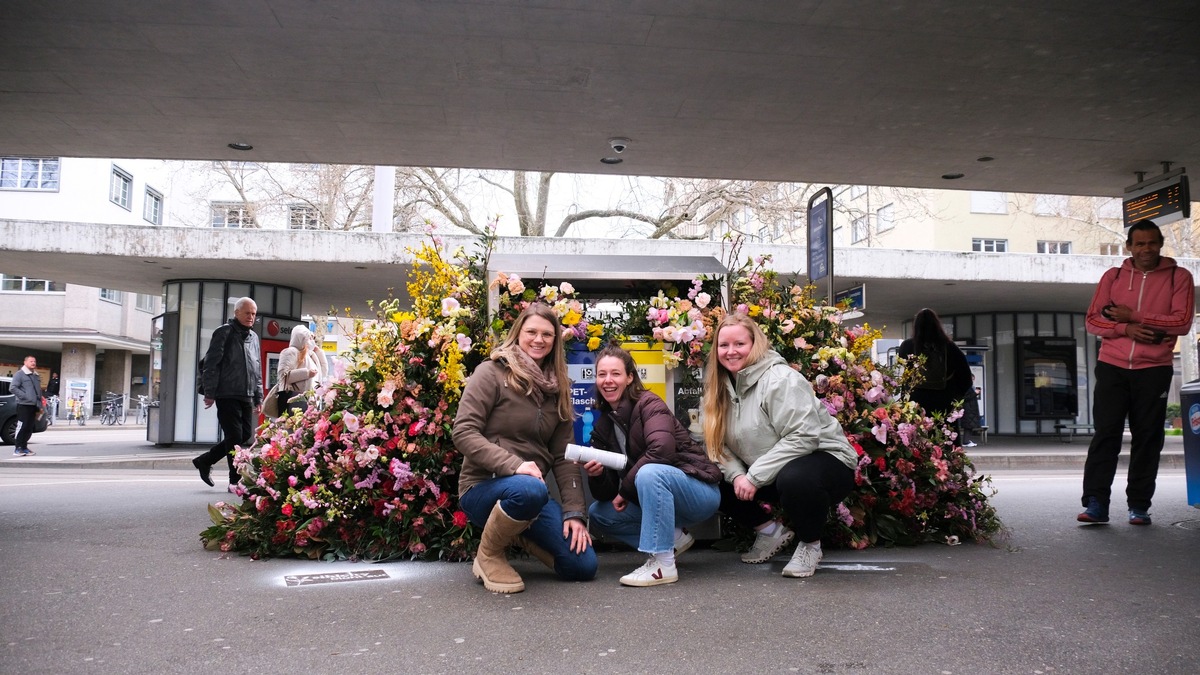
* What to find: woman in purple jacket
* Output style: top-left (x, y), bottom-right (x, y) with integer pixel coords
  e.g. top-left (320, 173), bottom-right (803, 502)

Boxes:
top-left (584, 346), bottom-right (723, 587)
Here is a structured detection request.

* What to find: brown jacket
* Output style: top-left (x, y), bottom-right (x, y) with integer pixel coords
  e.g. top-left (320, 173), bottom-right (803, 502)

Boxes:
top-left (452, 360), bottom-right (585, 517)
top-left (587, 392), bottom-right (722, 506)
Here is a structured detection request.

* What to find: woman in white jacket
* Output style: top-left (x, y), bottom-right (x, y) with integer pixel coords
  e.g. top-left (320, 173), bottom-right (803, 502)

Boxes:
top-left (275, 326), bottom-right (320, 415)
top-left (701, 314), bottom-right (857, 578)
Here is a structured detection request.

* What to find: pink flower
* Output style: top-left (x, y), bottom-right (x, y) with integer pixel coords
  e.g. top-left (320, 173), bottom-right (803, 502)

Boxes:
top-left (507, 275), bottom-right (525, 294)
top-left (440, 297), bottom-right (461, 316)
top-left (871, 423), bottom-right (888, 443)
top-left (342, 412), bottom-right (360, 433)
top-left (695, 292), bottom-right (711, 309)
top-left (456, 333), bottom-right (472, 352)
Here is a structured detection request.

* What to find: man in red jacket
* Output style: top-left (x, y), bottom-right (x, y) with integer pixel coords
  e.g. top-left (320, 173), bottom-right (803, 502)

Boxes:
top-left (1078, 220), bottom-right (1195, 525)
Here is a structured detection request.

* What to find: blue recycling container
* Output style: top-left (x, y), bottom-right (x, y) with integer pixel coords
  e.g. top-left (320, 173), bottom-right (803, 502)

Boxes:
top-left (565, 344), bottom-right (598, 445)
top-left (1181, 380), bottom-right (1200, 508)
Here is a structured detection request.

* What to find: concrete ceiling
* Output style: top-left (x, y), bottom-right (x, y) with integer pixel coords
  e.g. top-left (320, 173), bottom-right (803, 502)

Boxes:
top-left (3, 1), bottom-right (1199, 197)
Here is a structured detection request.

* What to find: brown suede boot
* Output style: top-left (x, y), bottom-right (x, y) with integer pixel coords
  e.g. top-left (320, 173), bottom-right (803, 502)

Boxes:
top-left (515, 536), bottom-right (556, 571)
top-left (472, 503), bottom-right (532, 593)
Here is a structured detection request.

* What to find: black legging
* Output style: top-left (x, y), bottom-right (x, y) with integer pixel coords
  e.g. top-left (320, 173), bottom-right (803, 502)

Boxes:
top-left (719, 451), bottom-right (856, 543)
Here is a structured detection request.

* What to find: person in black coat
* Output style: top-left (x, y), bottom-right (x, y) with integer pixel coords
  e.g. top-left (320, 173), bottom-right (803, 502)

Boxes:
top-left (897, 308), bottom-right (971, 420)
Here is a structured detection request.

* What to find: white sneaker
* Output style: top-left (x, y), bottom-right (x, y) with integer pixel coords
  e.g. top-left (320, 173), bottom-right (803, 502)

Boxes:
top-left (965, 441), bottom-right (978, 448)
top-left (782, 545), bottom-right (822, 578)
top-left (619, 555), bottom-right (678, 587)
top-left (741, 525), bottom-right (795, 563)
top-left (673, 529), bottom-right (695, 557)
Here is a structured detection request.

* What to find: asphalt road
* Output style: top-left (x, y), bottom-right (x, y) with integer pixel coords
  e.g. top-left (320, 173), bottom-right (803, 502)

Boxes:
top-left (1, 464), bottom-right (1197, 674)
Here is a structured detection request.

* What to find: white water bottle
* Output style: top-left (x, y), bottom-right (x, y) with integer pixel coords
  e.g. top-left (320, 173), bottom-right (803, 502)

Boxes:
top-left (564, 443), bottom-right (627, 470)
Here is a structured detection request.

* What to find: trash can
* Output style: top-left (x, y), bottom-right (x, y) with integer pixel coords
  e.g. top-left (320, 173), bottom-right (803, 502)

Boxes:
top-left (1181, 380), bottom-right (1200, 508)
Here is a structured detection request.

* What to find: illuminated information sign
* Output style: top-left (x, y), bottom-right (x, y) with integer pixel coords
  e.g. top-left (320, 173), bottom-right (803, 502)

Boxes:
top-left (1123, 173), bottom-right (1190, 227)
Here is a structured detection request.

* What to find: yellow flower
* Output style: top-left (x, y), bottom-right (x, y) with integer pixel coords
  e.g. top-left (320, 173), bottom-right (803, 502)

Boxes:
top-left (562, 309), bottom-right (582, 326)
top-left (392, 311), bottom-right (416, 323)
top-left (586, 323), bottom-right (604, 337)
top-left (587, 336), bottom-right (601, 350)
top-left (748, 304), bottom-right (762, 317)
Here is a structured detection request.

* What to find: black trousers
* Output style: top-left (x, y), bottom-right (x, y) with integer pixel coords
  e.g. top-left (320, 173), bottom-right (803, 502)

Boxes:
top-left (718, 451), bottom-right (856, 543)
top-left (1082, 362), bottom-right (1173, 511)
top-left (15, 404), bottom-right (39, 448)
top-left (195, 398), bottom-right (255, 484)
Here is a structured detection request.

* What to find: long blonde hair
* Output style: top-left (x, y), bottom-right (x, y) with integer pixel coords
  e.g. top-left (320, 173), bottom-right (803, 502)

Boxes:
top-left (492, 303), bottom-right (574, 421)
top-left (701, 313), bottom-right (772, 462)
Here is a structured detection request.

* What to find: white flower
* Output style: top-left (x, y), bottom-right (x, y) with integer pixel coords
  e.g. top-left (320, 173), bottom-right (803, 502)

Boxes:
top-left (695, 292), bottom-right (711, 309)
top-left (540, 285), bottom-right (559, 302)
top-left (559, 281), bottom-right (575, 295)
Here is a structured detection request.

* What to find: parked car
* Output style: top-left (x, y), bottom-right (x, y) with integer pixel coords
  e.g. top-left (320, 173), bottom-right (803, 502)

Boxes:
top-left (0, 376), bottom-right (49, 445)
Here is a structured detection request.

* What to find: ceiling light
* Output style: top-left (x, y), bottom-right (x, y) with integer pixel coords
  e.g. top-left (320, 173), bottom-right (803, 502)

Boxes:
top-left (600, 157), bottom-right (623, 165)
top-left (976, 156), bottom-right (994, 162)
top-left (942, 173), bottom-right (964, 180)
top-left (228, 142), bottom-right (253, 151)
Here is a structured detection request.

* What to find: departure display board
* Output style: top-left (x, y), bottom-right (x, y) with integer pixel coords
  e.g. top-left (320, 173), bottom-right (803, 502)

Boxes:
top-left (1123, 173), bottom-right (1189, 227)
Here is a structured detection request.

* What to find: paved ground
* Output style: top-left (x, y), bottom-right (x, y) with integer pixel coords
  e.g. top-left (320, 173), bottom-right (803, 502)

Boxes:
top-left (1, 426), bottom-right (1198, 674)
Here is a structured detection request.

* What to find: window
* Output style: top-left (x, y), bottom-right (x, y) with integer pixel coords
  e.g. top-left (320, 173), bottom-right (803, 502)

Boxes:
top-left (136, 293), bottom-right (156, 312)
top-left (1037, 241), bottom-right (1072, 254)
top-left (0, 157), bottom-right (60, 191)
top-left (1099, 242), bottom-right (1123, 256)
top-left (972, 238), bottom-right (1008, 253)
top-left (100, 288), bottom-right (123, 304)
top-left (849, 185), bottom-right (866, 199)
top-left (757, 226), bottom-right (770, 242)
top-left (211, 202), bottom-right (254, 228)
top-left (0, 274), bottom-right (64, 292)
top-left (1033, 194), bottom-right (1069, 216)
top-left (109, 165), bottom-right (132, 209)
top-left (851, 215), bottom-right (869, 244)
top-left (876, 203), bottom-right (894, 232)
top-left (970, 191), bottom-right (1008, 214)
top-left (143, 187), bottom-right (163, 224)
top-left (288, 204), bottom-right (321, 230)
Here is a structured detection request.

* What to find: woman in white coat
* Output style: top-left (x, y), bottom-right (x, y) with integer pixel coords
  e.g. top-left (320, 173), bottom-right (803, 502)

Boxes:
top-left (275, 326), bottom-right (320, 415)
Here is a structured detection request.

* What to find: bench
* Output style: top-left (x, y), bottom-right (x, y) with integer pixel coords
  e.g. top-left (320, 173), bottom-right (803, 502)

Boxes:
top-left (1054, 423), bottom-right (1094, 443)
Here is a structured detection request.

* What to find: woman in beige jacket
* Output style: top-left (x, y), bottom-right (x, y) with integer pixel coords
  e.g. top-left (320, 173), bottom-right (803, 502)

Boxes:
top-left (275, 326), bottom-right (319, 415)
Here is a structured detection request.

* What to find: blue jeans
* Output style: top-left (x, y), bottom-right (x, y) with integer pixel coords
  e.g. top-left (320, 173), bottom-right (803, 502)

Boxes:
top-left (460, 475), bottom-right (597, 581)
top-left (588, 464), bottom-right (720, 554)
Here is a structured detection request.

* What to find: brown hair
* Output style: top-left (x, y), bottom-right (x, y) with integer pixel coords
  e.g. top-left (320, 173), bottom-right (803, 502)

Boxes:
top-left (492, 303), bottom-right (573, 421)
top-left (701, 313), bottom-right (771, 462)
top-left (592, 345), bottom-right (647, 410)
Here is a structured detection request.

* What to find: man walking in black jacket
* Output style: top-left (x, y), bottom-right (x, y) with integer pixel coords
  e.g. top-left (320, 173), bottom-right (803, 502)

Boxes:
top-left (192, 297), bottom-right (262, 489)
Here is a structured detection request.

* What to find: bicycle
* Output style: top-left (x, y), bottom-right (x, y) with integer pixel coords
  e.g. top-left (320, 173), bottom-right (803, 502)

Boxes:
top-left (135, 395), bottom-right (158, 425)
top-left (99, 392), bottom-right (124, 426)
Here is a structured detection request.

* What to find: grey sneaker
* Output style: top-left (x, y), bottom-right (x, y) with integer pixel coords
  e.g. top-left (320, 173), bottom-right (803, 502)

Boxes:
top-left (782, 545), bottom-right (822, 578)
top-left (741, 525), bottom-right (795, 563)
top-left (673, 528), bottom-right (695, 557)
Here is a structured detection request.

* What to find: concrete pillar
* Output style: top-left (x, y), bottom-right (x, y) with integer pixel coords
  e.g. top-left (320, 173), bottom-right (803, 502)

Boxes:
top-left (372, 165), bottom-right (396, 233)
top-left (97, 349), bottom-right (132, 402)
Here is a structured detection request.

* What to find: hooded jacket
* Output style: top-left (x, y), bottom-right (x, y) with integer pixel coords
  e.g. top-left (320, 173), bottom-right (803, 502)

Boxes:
top-left (1085, 256), bottom-right (1194, 370)
top-left (453, 359), bottom-right (585, 518)
top-left (587, 391), bottom-right (722, 506)
top-left (718, 350), bottom-right (857, 487)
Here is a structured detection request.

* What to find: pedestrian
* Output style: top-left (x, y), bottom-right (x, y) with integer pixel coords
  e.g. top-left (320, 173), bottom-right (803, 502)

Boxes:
top-left (452, 303), bottom-right (597, 593)
top-left (46, 371), bottom-right (60, 397)
top-left (701, 314), bottom-right (858, 578)
top-left (11, 355), bottom-right (44, 456)
top-left (583, 345), bottom-right (723, 587)
top-left (192, 297), bottom-right (263, 489)
top-left (960, 375), bottom-right (982, 447)
top-left (897, 308), bottom-right (972, 420)
top-left (273, 325), bottom-right (318, 416)
top-left (1078, 219), bottom-right (1194, 526)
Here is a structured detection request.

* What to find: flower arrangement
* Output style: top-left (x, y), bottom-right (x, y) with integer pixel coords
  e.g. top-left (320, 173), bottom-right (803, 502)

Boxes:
top-left (200, 237), bottom-right (490, 561)
top-left (491, 274), bottom-right (616, 350)
top-left (642, 279), bottom-right (714, 369)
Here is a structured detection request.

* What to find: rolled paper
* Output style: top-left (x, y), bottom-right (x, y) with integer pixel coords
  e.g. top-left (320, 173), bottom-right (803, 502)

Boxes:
top-left (564, 443), bottom-right (627, 470)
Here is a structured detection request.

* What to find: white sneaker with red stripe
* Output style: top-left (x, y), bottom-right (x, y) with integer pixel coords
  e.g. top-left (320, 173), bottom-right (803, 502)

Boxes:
top-left (619, 554), bottom-right (678, 587)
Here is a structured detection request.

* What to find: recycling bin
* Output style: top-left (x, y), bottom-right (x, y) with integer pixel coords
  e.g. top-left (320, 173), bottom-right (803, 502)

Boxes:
top-left (1181, 380), bottom-right (1200, 507)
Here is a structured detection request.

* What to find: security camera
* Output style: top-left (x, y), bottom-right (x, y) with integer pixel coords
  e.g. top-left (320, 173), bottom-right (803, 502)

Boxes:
top-left (609, 137), bottom-right (630, 154)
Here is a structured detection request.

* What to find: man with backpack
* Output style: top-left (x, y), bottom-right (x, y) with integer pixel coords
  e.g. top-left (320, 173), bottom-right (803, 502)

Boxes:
top-left (192, 297), bottom-right (263, 489)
